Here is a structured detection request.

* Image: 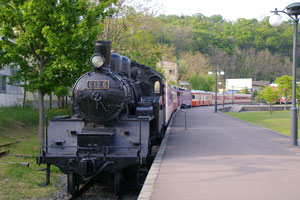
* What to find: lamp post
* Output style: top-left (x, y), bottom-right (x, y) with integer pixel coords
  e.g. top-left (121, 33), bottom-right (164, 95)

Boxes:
top-left (232, 85), bottom-right (234, 105)
top-left (222, 82), bottom-right (225, 107)
top-left (220, 71), bottom-right (226, 108)
top-left (218, 81), bottom-right (225, 107)
top-left (269, 3), bottom-right (300, 146)
top-left (209, 70), bottom-right (224, 113)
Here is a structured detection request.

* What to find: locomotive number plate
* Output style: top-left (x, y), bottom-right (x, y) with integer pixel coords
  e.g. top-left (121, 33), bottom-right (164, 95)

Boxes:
top-left (87, 80), bottom-right (109, 89)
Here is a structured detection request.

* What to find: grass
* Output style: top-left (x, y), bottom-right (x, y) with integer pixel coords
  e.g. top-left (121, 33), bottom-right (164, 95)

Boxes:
top-left (225, 110), bottom-right (300, 137)
top-left (0, 105), bottom-right (71, 200)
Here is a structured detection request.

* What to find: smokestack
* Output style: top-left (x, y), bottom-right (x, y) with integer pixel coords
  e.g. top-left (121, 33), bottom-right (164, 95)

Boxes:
top-left (94, 40), bottom-right (111, 67)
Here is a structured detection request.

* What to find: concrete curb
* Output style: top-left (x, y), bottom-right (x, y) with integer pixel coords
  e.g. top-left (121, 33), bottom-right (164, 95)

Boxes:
top-left (137, 111), bottom-right (177, 200)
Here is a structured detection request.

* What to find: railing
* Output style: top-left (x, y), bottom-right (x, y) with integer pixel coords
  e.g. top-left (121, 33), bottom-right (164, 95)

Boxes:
top-left (178, 108), bottom-right (187, 130)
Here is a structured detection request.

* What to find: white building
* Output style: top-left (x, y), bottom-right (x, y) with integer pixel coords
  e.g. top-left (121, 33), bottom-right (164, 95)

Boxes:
top-left (0, 66), bottom-right (24, 106)
top-left (226, 78), bottom-right (252, 91)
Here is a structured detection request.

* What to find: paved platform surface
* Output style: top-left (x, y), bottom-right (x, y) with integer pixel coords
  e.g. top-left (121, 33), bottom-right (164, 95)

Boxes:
top-left (150, 106), bottom-right (300, 200)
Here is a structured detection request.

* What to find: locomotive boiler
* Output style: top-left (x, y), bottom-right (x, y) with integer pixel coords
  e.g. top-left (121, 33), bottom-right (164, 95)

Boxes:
top-left (37, 41), bottom-right (170, 194)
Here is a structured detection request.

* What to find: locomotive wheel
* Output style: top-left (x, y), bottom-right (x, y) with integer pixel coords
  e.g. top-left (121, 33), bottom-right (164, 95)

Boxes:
top-left (68, 173), bottom-right (79, 195)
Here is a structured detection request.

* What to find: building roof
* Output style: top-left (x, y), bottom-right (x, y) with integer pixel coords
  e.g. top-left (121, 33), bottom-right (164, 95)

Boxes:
top-left (252, 80), bottom-right (270, 86)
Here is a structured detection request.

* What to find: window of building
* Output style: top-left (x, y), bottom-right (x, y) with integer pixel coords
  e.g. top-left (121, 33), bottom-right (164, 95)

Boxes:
top-left (0, 75), bottom-right (7, 93)
top-left (169, 69), bottom-right (176, 74)
top-left (10, 69), bottom-right (20, 86)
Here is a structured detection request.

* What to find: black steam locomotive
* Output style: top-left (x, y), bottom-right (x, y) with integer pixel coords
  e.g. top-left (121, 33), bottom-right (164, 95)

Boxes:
top-left (37, 41), bottom-right (175, 194)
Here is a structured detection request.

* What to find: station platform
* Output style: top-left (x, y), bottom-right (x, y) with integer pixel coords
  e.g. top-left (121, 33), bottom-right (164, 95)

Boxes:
top-left (138, 106), bottom-right (300, 200)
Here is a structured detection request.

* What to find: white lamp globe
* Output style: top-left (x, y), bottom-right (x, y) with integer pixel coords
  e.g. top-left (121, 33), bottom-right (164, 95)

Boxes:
top-left (269, 14), bottom-right (283, 27)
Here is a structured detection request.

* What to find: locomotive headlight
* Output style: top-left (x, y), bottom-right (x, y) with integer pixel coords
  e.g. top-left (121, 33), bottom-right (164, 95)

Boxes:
top-left (90, 54), bottom-right (105, 69)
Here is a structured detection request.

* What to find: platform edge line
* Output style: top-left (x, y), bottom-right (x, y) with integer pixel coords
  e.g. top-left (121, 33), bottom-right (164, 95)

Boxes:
top-left (137, 110), bottom-right (178, 200)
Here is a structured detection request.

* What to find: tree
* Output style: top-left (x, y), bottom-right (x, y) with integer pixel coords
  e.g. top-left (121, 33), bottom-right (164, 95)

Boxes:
top-left (99, 1), bottom-right (175, 69)
top-left (188, 74), bottom-right (214, 91)
top-left (296, 83), bottom-right (300, 115)
top-left (153, 14), bottom-right (295, 82)
top-left (0, 0), bottom-right (115, 144)
top-left (241, 87), bottom-right (250, 94)
top-left (178, 51), bottom-right (211, 81)
top-left (258, 86), bottom-right (281, 114)
top-left (275, 75), bottom-right (292, 110)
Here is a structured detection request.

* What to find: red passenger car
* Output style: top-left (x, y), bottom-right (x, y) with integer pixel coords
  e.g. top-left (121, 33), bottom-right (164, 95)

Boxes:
top-left (191, 90), bottom-right (252, 106)
top-left (191, 90), bottom-right (212, 106)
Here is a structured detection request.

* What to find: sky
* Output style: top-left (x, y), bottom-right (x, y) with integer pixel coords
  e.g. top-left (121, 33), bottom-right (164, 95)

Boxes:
top-left (158, 0), bottom-right (297, 21)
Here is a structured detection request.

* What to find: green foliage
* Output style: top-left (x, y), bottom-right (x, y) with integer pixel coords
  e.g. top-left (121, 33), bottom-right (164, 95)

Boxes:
top-left (296, 83), bottom-right (300, 109)
top-left (253, 95), bottom-right (266, 104)
top-left (0, 105), bottom-right (70, 129)
top-left (258, 86), bottom-right (280, 104)
top-left (240, 87), bottom-right (250, 94)
top-left (155, 14), bottom-right (295, 83)
top-left (99, 3), bottom-right (175, 69)
top-left (0, 0), bottom-right (115, 144)
top-left (226, 111), bottom-right (295, 137)
top-left (0, 106), bottom-right (70, 199)
top-left (0, 0), bottom-right (116, 95)
top-left (275, 75), bottom-right (292, 98)
top-left (0, 106), bottom-right (38, 127)
top-left (258, 86), bottom-right (281, 114)
top-left (188, 74), bottom-right (214, 91)
top-left (168, 80), bottom-right (177, 86)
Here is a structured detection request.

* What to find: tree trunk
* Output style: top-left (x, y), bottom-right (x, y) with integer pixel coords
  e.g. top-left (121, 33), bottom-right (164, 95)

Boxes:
top-left (61, 96), bottom-right (65, 108)
top-left (284, 95), bottom-right (287, 111)
top-left (57, 96), bottom-right (61, 109)
top-left (49, 93), bottom-right (52, 110)
top-left (23, 89), bottom-right (27, 107)
top-left (269, 104), bottom-right (273, 114)
top-left (38, 88), bottom-right (45, 145)
top-left (23, 80), bottom-right (27, 107)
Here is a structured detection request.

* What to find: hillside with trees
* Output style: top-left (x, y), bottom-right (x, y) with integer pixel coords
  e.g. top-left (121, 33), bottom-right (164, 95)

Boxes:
top-left (97, 1), bottom-right (295, 91)
top-left (156, 14), bottom-right (293, 85)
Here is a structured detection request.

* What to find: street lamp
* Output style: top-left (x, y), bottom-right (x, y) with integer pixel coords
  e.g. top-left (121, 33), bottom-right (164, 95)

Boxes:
top-left (232, 85), bottom-right (234, 105)
top-left (269, 3), bottom-right (300, 146)
top-left (209, 70), bottom-right (224, 113)
top-left (219, 81), bottom-right (225, 107)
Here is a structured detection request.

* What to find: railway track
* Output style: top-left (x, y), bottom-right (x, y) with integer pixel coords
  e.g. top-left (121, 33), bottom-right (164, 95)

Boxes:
top-left (66, 180), bottom-right (140, 200)
top-left (69, 180), bottom-right (96, 200)
top-left (54, 171), bottom-right (144, 200)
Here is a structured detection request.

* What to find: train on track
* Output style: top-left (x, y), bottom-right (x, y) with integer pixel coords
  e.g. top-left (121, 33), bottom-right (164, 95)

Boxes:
top-left (37, 40), bottom-right (252, 195)
top-left (37, 41), bottom-right (178, 194)
top-left (191, 90), bottom-right (252, 106)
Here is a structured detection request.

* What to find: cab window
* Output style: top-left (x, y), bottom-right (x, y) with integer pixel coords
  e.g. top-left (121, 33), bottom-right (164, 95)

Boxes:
top-left (154, 81), bottom-right (160, 94)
